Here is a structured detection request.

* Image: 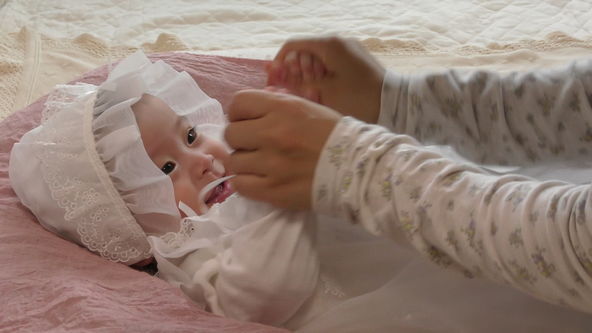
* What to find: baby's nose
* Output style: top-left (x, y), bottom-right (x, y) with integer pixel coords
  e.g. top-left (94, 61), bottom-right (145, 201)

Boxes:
top-left (188, 153), bottom-right (214, 177)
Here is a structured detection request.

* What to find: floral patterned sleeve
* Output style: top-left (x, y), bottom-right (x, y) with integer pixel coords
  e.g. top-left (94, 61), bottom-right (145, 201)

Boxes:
top-left (377, 59), bottom-right (592, 165)
top-left (313, 116), bottom-right (592, 313)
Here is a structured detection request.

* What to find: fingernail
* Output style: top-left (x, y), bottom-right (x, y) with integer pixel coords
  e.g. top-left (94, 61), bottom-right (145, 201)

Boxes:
top-left (300, 54), bottom-right (312, 71)
top-left (285, 51), bottom-right (297, 63)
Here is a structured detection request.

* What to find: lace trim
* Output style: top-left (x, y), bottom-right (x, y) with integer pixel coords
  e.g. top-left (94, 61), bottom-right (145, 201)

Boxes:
top-left (0, 30), bottom-right (24, 120)
top-left (37, 85), bottom-right (151, 263)
top-left (363, 31), bottom-right (592, 56)
top-left (1, 28), bottom-right (190, 121)
top-left (81, 98), bottom-right (150, 261)
top-left (158, 218), bottom-right (196, 249)
top-left (42, 84), bottom-right (95, 123)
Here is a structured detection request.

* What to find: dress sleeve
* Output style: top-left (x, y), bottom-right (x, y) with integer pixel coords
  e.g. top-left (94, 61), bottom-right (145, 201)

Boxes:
top-left (313, 117), bottom-right (592, 313)
top-left (152, 206), bottom-right (319, 327)
top-left (213, 210), bottom-right (319, 326)
top-left (378, 59), bottom-right (592, 165)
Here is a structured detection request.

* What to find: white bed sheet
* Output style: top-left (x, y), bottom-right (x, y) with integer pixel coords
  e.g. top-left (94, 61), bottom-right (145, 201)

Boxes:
top-left (1, 0), bottom-right (592, 116)
top-left (3, 0), bottom-right (592, 56)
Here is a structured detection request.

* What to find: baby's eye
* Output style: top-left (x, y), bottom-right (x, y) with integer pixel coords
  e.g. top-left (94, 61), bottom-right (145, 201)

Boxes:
top-left (187, 127), bottom-right (199, 145)
top-left (161, 161), bottom-right (176, 175)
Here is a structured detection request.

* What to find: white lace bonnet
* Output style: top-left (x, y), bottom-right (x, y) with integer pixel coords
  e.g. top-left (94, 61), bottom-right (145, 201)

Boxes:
top-left (9, 51), bottom-right (226, 265)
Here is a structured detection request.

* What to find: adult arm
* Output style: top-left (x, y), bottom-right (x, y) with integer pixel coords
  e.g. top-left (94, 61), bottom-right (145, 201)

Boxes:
top-left (379, 59), bottom-right (592, 165)
top-left (314, 116), bottom-right (592, 313)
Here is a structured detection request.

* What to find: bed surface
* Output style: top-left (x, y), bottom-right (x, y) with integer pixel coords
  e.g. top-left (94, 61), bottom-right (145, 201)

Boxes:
top-left (3, 0), bottom-right (592, 53)
top-left (2, 0), bottom-right (592, 120)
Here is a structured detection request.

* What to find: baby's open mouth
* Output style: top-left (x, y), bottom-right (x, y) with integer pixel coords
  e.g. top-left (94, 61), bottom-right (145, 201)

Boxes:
top-left (205, 180), bottom-right (234, 206)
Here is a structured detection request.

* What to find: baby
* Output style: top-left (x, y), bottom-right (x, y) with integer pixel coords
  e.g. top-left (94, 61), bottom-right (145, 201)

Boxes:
top-left (10, 51), bottom-right (592, 332)
top-left (8, 51), bottom-right (323, 328)
top-left (9, 51), bottom-right (229, 266)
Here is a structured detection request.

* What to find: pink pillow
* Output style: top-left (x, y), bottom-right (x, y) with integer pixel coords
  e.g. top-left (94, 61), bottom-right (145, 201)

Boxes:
top-left (0, 52), bottom-right (287, 332)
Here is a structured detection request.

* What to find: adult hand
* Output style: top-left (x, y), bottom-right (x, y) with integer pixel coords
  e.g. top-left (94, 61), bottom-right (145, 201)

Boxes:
top-left (267, 36), bottom-right (385, 124)
top-left (224, 89), bottom-right (342, 210)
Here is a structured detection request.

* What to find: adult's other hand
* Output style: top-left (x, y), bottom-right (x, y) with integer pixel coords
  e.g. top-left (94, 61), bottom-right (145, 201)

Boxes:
top-left (267, 36), bottom-right (385, 124)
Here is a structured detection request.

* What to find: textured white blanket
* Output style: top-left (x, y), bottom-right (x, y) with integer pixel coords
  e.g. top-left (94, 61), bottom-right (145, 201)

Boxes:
top-left (2, 0), bottom-right (592, 119)
top-left (4, 0), bottom-right (592, 53)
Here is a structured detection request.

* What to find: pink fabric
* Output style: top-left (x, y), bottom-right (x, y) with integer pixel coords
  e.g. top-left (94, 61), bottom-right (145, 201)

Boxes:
top-left (0, 53), bottom-right (287, 332)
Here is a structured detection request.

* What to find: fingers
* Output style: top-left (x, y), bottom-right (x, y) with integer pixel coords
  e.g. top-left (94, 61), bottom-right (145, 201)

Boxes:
top-left (226, 89), bottom-right (279, 122)
top-left (224, 118), bottom-right (265, 151)
top-left (299, 52), bottom-right (313, 82)
top-left (277, 50), bottom-right (327, 82)
top-left (312, 56), bottom-right (326, 80)
top-left (266, 50), bottom-right (326, 101)
top-left (285, 50), bottom-right (303, 85)
top-left (227, 89), bottom-right (312, 150)
top-left (228, 174), bottom-right (269, 202)
top-left (226, 90), bottom-right (280, 151)
top-left (230, 174), bottom-right (312, 210)
top-left (226, 150), bottom-right (267, 176)
top-left (266, 61), bottom-right (286, 86)
top-left (229, 172), bottom-right (311, 210)
top-left (267, 37), bottom-right (339, 100)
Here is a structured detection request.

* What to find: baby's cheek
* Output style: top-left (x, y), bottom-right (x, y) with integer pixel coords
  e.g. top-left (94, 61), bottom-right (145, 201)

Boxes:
top-left (171, 179), bottom-right (201, 212)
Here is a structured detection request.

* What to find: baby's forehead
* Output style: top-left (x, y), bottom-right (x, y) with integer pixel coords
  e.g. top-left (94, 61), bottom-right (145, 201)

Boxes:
top-left (133, 94), bottom-right (171, 111)
top-left (132, 94), bottom-right (179, 120)
top-left (130, 93), bottom-right (213, 136)
top-left (131, 96), bottom-right (184, 143)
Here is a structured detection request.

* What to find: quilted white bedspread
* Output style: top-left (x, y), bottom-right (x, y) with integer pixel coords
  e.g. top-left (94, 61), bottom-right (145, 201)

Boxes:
top-left (3, 0), bottom-right (592, 56)
top-left (2, 0), bottom-right (592, 119)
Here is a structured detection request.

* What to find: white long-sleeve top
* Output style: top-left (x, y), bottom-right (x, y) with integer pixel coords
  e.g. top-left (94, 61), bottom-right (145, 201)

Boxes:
top-left (149, 196), bottom-right (320, 327)
top-left (313, 59), bottom-right (592, 313)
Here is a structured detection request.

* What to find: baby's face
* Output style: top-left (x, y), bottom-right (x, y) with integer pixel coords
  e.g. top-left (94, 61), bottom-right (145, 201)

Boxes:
top-left (132, 94), bottom-right (234, 215)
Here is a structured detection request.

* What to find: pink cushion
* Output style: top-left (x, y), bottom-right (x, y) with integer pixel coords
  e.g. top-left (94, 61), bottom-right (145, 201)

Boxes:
top-left (0, 52), bottom-right (287, 332)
